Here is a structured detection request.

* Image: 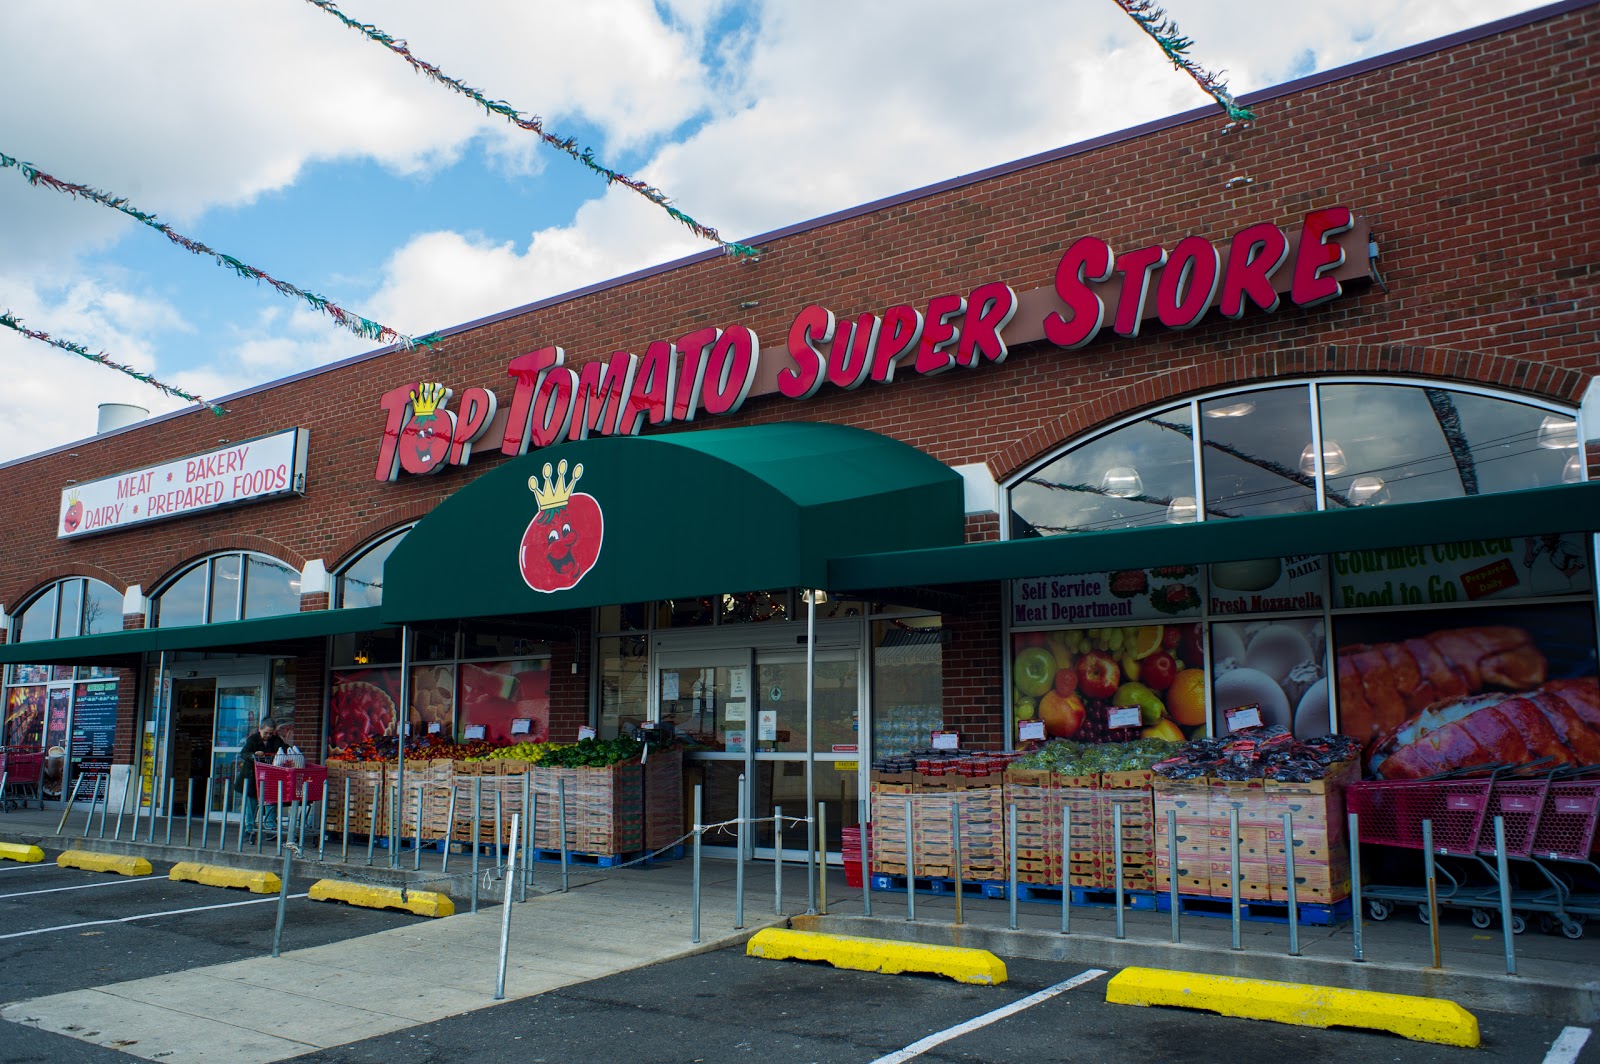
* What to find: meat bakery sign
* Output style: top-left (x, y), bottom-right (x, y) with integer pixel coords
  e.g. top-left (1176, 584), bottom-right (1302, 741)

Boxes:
top-left (58, 429), bottom-right (308, 539)
top-left (374, 206), bottom-right (1368, 480)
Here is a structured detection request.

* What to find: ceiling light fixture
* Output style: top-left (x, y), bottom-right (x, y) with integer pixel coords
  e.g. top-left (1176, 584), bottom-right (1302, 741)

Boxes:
top-left (1166, 496), bottom-right (1199, 523)
top-left (1537, 415), bottom-right (1578, 450)
top-left (1300, 440), bottom-right (1348, 476)
top-left (1204, 400), bottom-right (1256, 418)
top-left (1348, 475), bottom-right (1391, 505)
top-left (1100, 466), bottom-right (1144, 498)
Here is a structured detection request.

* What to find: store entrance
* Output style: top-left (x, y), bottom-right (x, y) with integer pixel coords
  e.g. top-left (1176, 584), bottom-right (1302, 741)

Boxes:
top-left (161, 665), bottom-right (266, 817)
top-left (658, 637), bottom-right (862, 864)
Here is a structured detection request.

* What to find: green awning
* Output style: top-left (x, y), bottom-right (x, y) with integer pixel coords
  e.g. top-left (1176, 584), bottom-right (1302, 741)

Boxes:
top-left (828, 481), bottom-right (1600, 590)
top-left (381, 423), bottom-right (965, 624)
top-left (0, 607), bottom-right (384, 666)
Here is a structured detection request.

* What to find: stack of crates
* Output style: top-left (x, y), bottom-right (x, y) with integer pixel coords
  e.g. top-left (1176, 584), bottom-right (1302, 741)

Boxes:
top-left (1099, 770), bottom-right (1156, 893)
top-left (870, 770), bottom-right (1004, 884)
top-left (1005, 768), bottom-right (1061, 885)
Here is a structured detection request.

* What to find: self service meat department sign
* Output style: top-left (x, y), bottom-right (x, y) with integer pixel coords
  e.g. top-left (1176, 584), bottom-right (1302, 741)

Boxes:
top-left (57, 428), bottom-right (308, 539)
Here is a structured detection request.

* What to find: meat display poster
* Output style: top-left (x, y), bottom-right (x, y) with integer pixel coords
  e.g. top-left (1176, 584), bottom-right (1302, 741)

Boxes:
top-left (1333, 601), bottom-right (1598, 778)
top-left (458, 659), bottom-right (549, 745)
top-left (70, 680), bottom-right (119, 780)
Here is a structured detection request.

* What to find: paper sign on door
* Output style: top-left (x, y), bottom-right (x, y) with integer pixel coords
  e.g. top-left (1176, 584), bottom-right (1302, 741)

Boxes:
top-left (758, 710), bottom-right (778, 742)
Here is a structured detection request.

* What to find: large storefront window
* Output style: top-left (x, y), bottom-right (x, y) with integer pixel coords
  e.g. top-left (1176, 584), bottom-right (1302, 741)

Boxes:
top-left (1009, 379), bottom-right (1582, 537)
top-left (2, 664), bottom-right (120, 800)
top-left (152, 552), bottom-right (300, 627)
top-left (10, 578), bottom-right (122, 642)
top-left (335, 525), bottom-right (412, 608)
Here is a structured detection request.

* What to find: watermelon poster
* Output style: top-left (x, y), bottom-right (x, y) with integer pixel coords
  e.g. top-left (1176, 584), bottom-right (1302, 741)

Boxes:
top-left (458, 659), bottom-right (550, 745)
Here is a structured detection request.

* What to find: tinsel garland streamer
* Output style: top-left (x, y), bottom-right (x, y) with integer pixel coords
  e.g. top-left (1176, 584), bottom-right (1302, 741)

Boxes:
top-left (0, 310), bottom-right (225, 415)
top-left (1113, 0), bottom-right (1255, 122)
top-left (0, 151), bottom-right (438, 353)
top-left (303, 0), bottom-right (761, 258)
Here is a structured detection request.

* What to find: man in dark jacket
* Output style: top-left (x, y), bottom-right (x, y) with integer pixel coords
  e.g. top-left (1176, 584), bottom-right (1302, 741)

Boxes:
top-left (237, 718), bottom-right (284, 838)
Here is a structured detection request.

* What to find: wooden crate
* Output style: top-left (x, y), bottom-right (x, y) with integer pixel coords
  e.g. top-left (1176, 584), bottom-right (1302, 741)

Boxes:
top-left (528, 761), bottom-right (645, 856)
top-left (325, 761), bottom-right (386, 837)
top-left (643, 747), bottom-right (685, 851)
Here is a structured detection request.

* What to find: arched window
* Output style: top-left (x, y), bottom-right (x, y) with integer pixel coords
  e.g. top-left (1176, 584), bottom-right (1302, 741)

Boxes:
top-left (1007, 379), bottom-right (1581, 538)
top-left (11, 578), bottom-right (123, 642)
top-left (336, 525), bottom-right (413, 609)
top-left (152, 552), bottom-right (300, 627)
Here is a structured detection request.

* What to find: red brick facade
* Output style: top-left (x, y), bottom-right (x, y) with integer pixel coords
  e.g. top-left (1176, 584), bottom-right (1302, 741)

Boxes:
top-left (3, 4), bottom-right (1596, 758)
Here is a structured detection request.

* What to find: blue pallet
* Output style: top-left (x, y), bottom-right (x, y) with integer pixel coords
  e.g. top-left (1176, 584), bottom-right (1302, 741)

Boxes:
top-left (529, 844), bottom-right (686, 867)
top-left (1154, 892), bottom-right (1351, 926)
top-left (1008, 883), bottom-right (1158, 909)
top-left (870, 872), bottom-right (1007, 899)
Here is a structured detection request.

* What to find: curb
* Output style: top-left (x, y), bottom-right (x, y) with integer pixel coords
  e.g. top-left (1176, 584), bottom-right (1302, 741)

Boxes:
top-left (169, 861), bottom-right (281, 894)
top-left (1106, 966), bottom-right (1480, 1047)
top-left (747, 927), bottom-right (1007, 985)
top-left (308, 879), bottom-right (454, 917)
top-left (0, 842), bottom-right (45, 863)
top-left (56, 850), bottom-right (152, 876)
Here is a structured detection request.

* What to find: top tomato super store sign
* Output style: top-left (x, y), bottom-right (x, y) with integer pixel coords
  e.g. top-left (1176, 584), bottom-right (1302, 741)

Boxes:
top-left (375, 207), bottom-right (1365, 479)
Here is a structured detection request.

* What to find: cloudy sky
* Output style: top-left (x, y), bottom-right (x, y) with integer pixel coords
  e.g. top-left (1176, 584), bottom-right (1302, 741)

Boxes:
top-left (0, 0), bottom-right (1547, 464)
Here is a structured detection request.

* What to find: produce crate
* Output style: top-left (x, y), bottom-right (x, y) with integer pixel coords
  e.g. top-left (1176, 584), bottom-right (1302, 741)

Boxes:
top-left (396, 759), bottom-right (454, 840)
top-left (644, 747), bottom-right (685, 851)
top-left (325, 761), bottom-right (387, 837)
top-left (870, 784), bottom-right (1003, 884)
top-left (528, 761), bottom-right (646, 856)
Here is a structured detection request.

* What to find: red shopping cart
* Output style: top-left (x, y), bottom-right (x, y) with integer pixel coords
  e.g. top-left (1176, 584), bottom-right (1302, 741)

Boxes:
top-left (0, 746), bottom-right (45, 811)
top-left (255, 762), bottom-right (328, 805)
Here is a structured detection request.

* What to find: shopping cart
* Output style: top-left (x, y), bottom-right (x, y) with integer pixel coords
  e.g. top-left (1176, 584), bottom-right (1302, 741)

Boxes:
top-left (1521, 770), bottom-right (1600, 939)
top-left (1349, 771), bottom-right (1496, 923)
top-left (0, 746), bottom-right (45, 811)
top-left (254, 762), bottom-right (328, 839)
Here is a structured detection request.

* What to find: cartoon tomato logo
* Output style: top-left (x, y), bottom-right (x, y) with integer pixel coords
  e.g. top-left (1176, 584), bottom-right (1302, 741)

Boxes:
top-left (62, 492), bottom-right (83, 533)
top-left (519, 459), bottom-right (603, 593)
top-left (398, 382), bottom-right (455, 476)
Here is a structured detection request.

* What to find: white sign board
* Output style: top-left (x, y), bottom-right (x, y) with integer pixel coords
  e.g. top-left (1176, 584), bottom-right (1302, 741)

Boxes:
top-left (58, 429), bottom-right (308, 539)
top-left (757, 710), bottom-right (778, 742)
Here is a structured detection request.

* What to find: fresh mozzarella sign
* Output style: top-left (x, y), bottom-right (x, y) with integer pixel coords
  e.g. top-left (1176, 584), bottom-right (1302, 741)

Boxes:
top-left (375, 206), bottom-right (1365, 481)
top-left (58, 429), bottom-right (308, 539)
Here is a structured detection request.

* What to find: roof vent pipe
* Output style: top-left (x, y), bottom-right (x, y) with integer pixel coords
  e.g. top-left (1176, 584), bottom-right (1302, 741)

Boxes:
top-left (97, 403), bottom-right (149, 434)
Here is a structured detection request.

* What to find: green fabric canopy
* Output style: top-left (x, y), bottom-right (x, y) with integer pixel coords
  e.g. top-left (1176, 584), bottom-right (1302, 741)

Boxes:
top-left (380, 423), bottom-right (966, 624)
top-left (827, 481), bottom-right (1600, 590)
top-left (0, 607), bottom-right (383, 666)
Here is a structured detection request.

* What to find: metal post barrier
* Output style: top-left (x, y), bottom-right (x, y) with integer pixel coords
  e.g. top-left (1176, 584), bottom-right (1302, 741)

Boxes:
top-left (471, 778), bottom-right (482, 915)
top-left (1494, 815), bottom-right (1516, 976)
top-left (1422, 818), bottom-right (1441, 968)
top-left (519, 773), bottom-right (532, 902)
top-left (129, 782), bottom-right (142, 842)
top-left (691, 784), bottom-right (703, 945)
top-left (388, 784), bottom-right (399, 868)
top-left (494, 813), bottom-right (521, 1001)
top-left (952, 802), bottom-right (963, 927)
top-left (525, 792), bottom-right (537, 897)
top-left (1349, 811), bottom-right (1363, 962)
top-left (904, 798), bottom-right (916, 922)
top-left (56, 775), bottom-right (86, 835)
top-left (199, 779), bottom-right (213, 849)
top-left (1007, 803), bottom-right (1019, 931)
top-left (860, 796), bottom-right (872, 917)
top-left (441, 785), bottom-right (457, 873)
top-left (146, 779), bottom-right (159, 843)
top-left (493, 788), bottom-right (504, 876)
top-left (1229, 806), bottom-right (1241, 951)
top-left (218, 785), bottom-right (231, 851)
top-left (735, 774), bottom-right (747, 929)
top-left (96, 774), bottom-right (111, 838)
top-left (366, 782), bottom-right (379, 866)
top-left (271, 841), bottom-right (294, 959)
top-left (774, 803), bottom-right (784, 915)
top-left (317, 792), bottom-right (328, 860)
top-left (1167, 808), bottom-right (1181, 943)
top-left (274, 780), bottom-right (285, 856)
top-left (1061, 803), bottom-right (1071, 935)
top-left (165, 779), bottom-right (175, 845)
top-left (1113, 802), bottom-right (1126, 941)
top-left (185, 779), bottom-right (195, 848)
top-left (1283, 811), bottom-right (1300, 957)
top-left (81, 775), bottom-right (102, 839)
top-left (236, 786), bottom-right (248, 852)
top-left (817, 800), bottom-right (826, 918)
top-left (558, 778), bottom-right (570, 894)
top-left (340, 778), bottom-right (352, 863)
top-left (415, 786), bottom-right (426, 871)
top-left (114, 768), bottom-right (134, 840)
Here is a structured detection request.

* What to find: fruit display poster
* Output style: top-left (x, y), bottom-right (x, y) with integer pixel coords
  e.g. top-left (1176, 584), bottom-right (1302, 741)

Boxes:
top-left (1011, 566), bottom-right (1203, 627)
top-left (1011, 622), bottom-right (1206, 745)
top-left (1329, 534), bottom-right (1589, 610)
top-left (1332, 601), bottom-right (1598, 776)
top-left (3, 685), bottom-right (45, 747)
top-left (1210, 618), bottom-right (1329, 738)
top-left (458, 659), bottom-right (549, 745)
top-left (329, 667), bottom-right (402, 749)
top-left (1207, 555), bottom-right (1326, 615)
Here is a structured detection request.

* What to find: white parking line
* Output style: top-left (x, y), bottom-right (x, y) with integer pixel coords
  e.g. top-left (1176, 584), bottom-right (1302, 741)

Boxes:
top-left (0, 878), bottom-right (159, 901)
top-left (1544, 1027), bottom-right (1593, 1064)
top-left (0, 893), bottom-right (309, 940)
top-left (870, 968), bottom-right (1108, 1064)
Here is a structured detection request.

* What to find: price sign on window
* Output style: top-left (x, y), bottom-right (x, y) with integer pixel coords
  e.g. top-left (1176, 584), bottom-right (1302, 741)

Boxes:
top-left (1226, 704), bottom-right (1263, 731)
top-left (1018, 720), bottom-right (1046, 741)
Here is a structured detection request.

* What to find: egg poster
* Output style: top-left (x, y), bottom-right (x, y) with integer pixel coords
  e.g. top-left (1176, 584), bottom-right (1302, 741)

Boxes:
top-left (1209, 618), bottom-right (1329, 738)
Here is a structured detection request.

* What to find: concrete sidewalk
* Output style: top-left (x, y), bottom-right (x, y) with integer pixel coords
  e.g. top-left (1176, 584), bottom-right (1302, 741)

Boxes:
top-left (3, 802), bottom-right (1598, 1064)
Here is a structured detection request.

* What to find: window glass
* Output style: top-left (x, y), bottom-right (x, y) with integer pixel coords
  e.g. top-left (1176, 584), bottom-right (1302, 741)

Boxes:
top-left (15, 590), bottom-right (56, 643)
top-left (597, 636), bottom-right (649, 740)
top-left (242, 554), bottom-right (299, 619)
top-left (1200, 386), bottom-right (1316, 519)
top-left (157, 565), bottom-right (207, 627)
top-left (332, 628), bottom-right (404, 668)
top-left (337, 529), bottom-right (407, 608)
top-left (461, 625), bottom-right (551, 661)
top-left (83, 580), bottom-right (122, 636)
top-left (208, 556), bottom-right (240, 623)
top-left (596, 603), bottom-right (647, 632)
top-left (872, 618), bottom-right (944, 757)
top-left (55, 579), bottom-right (83, 639)
top-left (719, 590), bottom-right (790, 625)
top-left (1010, 404), bottom-right (1194, 536)
top-left (658, 598), bottom-right (714, 628)
top-left (1319, 384), bottom-right (1577, 508)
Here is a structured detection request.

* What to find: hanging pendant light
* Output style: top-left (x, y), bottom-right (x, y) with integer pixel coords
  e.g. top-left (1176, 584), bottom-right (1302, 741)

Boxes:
top-left (1537, 415), bottom-right (1578, 450)
top-left (1348, 475), bottom-right (1390, 505)
top-left (1166, 496), bottom-right (1199, 523)
top-left (1300, 440), bottom-right (1348, 476)
top-left (1100, 466), bottom-right (1144, 498)
top-left (1563, 453), bottom-right (1584, 483)
top-left (1203, 400), bottom-right (1256, 418)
